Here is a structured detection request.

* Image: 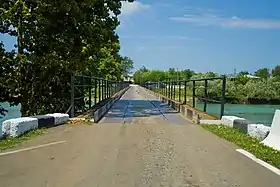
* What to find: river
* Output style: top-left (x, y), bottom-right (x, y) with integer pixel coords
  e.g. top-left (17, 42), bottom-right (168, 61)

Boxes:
top-left (0, 102), bottom-right (21, 130)
top-left (195, 103), bottom-right (280, 126)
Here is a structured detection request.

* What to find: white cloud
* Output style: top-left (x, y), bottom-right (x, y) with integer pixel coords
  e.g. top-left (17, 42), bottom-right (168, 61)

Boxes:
top-left (165, 35), bottom-right (203, 40)
top-left (169, 8), bottom-right (280, 29)
top-left (119, 35), bottom-right (203, 40)
top-left (121, 1), bottom-right (150, 15)
top-left (121, 35), bottom-right (156, 39)
top-left (156, 45), bottom-right (186, 49)
top-left (136, 45), bottom-right (186, 50)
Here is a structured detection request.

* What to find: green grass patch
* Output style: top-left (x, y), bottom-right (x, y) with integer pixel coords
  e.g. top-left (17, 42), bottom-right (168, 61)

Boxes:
top-left (202, 124), bottom-right (280, 169)
top-left (0, 129), bottom-right (47, 152)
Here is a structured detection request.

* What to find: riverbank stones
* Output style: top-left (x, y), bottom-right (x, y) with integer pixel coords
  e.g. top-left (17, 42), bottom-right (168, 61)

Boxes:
top-left (233, 119), bottom-right (250, 133)
top-left (248, 124), bottom-right (271, 141)
top-left (221, 116), bottom-right (247, 128)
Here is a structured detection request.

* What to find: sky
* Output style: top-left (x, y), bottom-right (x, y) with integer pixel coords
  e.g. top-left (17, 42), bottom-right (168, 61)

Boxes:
top-left (1, 0), bottom-right (280, 75)
top-left (117, 0), bottom-right (280, 74)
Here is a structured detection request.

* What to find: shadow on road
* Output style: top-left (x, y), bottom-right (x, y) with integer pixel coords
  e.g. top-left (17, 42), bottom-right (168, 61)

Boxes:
top-left (104, 100), bottom-right (178, 118)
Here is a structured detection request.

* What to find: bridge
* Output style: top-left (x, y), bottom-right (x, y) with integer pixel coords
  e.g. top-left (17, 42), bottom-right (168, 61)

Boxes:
top-left (0, 85), bottom-right (280, 186)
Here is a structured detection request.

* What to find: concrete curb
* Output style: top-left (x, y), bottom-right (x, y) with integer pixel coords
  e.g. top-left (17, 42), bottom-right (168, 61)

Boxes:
top-left (219, 116), bottom-right (271, 141)
top-left (0, 87), bottom-right (130, 138)
top-left (92, 87), bottom-right (130, 123)
top-left (1, 113), bottom-right (69, 139)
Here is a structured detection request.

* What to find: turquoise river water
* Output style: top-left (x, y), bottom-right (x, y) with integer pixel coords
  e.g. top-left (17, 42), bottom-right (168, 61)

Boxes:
top-left (195, 103), bottom-right (280, 126)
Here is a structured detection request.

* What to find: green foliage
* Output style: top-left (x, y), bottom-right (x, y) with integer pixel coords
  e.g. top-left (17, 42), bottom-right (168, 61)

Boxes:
top-left (254, 68), bottom-right (270, 80)
top-left (0, 128), bottom-right (46, 151)
top-left (136, 67), bottom-right (280, 104)
top-left (234, 75), bottom-right (250, 85)
top-left (202, 125), bottom-right (280, 169)
top-left (272, 65), bottom-right (280, 77)
top-left (0, 42), bottom-right (21, 116)
top-left (133, 68), bottom-right (195, 83)
top-left (120, 56), bottom-right (134, 77)
top-left (1, 0), bottom-right (135, 117)
top-left (238, 71), bottom-right (249, 76)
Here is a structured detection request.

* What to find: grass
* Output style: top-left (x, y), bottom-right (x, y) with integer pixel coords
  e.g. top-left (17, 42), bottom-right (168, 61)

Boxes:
top-left (0, 129), bottom-right (47, 152)
top-left (202, 124), bottom-right (280, 169)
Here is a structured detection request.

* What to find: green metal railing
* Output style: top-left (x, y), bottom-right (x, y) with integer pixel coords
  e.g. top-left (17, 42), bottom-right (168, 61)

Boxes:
top-left (142, 76), bottom-right (226, 118)
top-left (69, 74), bottom-right (128, 118)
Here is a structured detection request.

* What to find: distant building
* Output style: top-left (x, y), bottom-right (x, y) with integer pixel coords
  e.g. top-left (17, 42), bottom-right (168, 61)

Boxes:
top-left (228, 74), bottom-right (261, 81)
top-left (123, 74), bottom-right (134, 82)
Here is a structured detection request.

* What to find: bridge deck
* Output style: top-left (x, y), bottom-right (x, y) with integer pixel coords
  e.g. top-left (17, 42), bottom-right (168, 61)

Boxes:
top-left (0, 85), bottom-right (279, 187)
top-left (100, 85), bottom-right (187, 125)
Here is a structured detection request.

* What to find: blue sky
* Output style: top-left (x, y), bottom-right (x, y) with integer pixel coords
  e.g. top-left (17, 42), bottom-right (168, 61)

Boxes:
top-left (1, 0), bottom-right (280, 74)
top-left (118, 0), bottom-right (280, 74)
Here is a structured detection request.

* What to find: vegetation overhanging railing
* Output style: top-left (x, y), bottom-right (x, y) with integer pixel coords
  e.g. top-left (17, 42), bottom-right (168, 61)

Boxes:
top-left (142, 76), bottom-right (226, 119)
top-left (69, 74), bottom-right (129, 118)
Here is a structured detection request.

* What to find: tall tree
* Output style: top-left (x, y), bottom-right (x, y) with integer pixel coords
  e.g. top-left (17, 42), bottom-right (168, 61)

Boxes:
top-left (181, 69), bottom-right (195, 80)
top-left (237, 71), bottom-right (249, 76)
top-left (1, 0), bottom-right (135, 116)
top-left (272, 65), bottom-right (280, 77)
top-left (254, 68), bottom-right (270, 80)
top-left (120, 56), bottom-right (134, 77)
top-left (0, 42), bottom-right (21, 117)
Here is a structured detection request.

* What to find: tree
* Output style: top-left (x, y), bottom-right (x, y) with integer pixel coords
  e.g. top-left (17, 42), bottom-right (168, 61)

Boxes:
top-left (1, 0), bottom-right (135, 116)
top-left (167, 68), bottom-right (176, 80)
top-left (0, 42), bottom-right (21, 117)
top-left (204, 71), bottom-right (218, 78)
top-left (254, 68), bottom-right (270, 80)
top-left (181, 69), bottom-right (195, 80)
top-left (237, 71), bottom-right (249, 76)
top-left (272, 65), bottom-right (280, 77)
top-left (120, 56), bottom-right (134, 77)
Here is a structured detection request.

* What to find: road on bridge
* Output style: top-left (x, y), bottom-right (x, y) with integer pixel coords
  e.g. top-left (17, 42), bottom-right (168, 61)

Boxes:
top-left (0, 85), bottom-right (279, 187)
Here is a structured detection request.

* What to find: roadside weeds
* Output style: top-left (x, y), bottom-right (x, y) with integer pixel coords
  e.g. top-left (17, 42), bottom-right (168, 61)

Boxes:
top-left (202, 124), bottom-right (280, 169)
top-left (0, 129), bottom-right (47, 152)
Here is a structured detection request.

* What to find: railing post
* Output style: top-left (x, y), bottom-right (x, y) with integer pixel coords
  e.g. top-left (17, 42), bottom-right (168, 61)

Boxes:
top-left (82, 76), bottom-right (85, 113)
top-left (164, 82), bottom-right (167, 96)
top-left (173, 81), bottom-right (176, 100)
top-left (220, 76), bottom-right (226, 119)
top-left (170, 81), bottom-right (172, 99)
top-left (184, 81), bottom-right (187, 104)
top-left (203, 79), bottom-right (208, 112)
top-left (89, 76), bottom-right (92, 109)
top-left (106, 80), bottom-right (109, 99)
top-left (168, 81), bottom-right (171, 98)
top-left (109, 81), bottom-right (111, 97)
top-left (192, 80), bottom-right (196, 108)
top-left (70, 74), bottom-right (75, 118)
top-left (179, 80), bottom-right (181, 102)
top-left (103, 79), bottom-right (105, 100)
top-left (98, 79), bottom-right (101, 102)
top-left (118, 81), bottom-right (121, 91)
top-left (94, 79), bottom-right (97, 104)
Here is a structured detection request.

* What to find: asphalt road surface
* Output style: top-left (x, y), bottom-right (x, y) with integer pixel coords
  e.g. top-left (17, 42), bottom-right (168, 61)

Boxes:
top-left (0, 85), bottom-right (279, 187)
